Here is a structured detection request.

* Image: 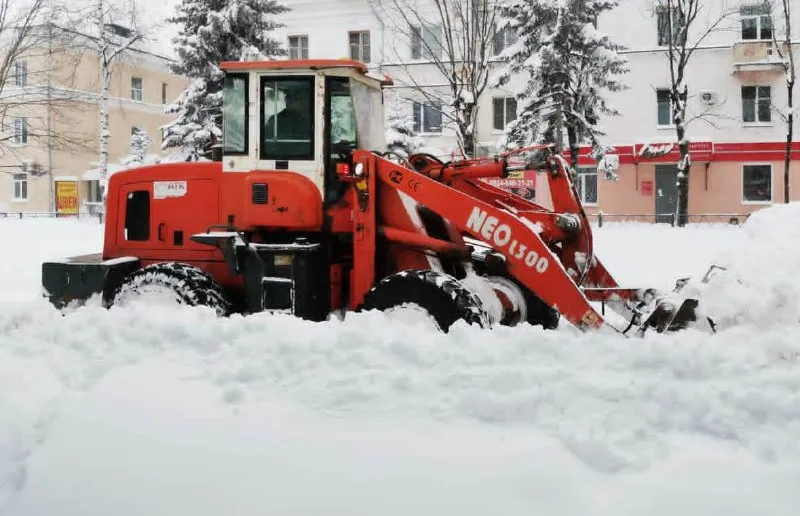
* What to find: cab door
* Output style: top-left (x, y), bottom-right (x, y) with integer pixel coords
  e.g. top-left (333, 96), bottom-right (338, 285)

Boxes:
top-left (115, 179), bottom-right (221, 261)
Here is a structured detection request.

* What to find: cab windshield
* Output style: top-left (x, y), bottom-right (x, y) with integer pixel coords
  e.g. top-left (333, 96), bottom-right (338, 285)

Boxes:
top-left (261, 77), bottom-right (314, 160)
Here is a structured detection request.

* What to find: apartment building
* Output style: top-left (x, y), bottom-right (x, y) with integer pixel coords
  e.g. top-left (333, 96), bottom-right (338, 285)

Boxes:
top-left (0, 23), bottom-right (189, 215)
top-left (273, 0), bottom-right (799, 219)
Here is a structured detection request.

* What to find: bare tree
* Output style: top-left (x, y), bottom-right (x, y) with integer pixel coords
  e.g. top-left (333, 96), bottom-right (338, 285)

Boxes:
top-left (370, 0), bottom-right (498, 158)
top-left (770, 0), bottom-right (796, 203)
top-left (658, 0), bottom-right (736, 226)
top-left (0, 0), bottom-right (90, 156)
top-left (60, 0), bottom-right (150, 187)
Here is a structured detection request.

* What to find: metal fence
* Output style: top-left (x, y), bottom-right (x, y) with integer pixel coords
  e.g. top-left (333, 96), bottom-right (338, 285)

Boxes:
top-left (588, 212), bottom-right (752, 227)
top-left (0, 211), bottom-right (103, 221)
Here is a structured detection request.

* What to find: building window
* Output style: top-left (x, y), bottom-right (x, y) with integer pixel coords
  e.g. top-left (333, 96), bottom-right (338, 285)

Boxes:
top-left (13, 173), bottom-right (28, 201)
top-left (656, 89), bottom-right (672, 126)
top-left (492, 96), bottom-right (517, 131)
top-left (161, 82), bottom-right (168, 104)
top-left (740, 3), bottom-right (772, 40)
top-left (492, 25), bottom-right (516, 56)
top-left (742, 85), bottom-right (771, 123)
top-left (412, 101), bottom-right (442, 133)
top-left (13, 117), bottom-right (27, 144)
top-left (288, 35), bottom-right (308, 59)
top-left (411, 24), bottom-right (442, 60)
top-left (742, 164), bottom-right (772, 203)
top-left (12, 60), bottom-right (27, 86)
top-left (86, 180), bottom-right (102, 203)
top-left (656, 5), bottom-right (681, 46)
top-left (131, 77), bottom-right (143, 101)
top-left (349, 31), bottom-right (370, 63)
top-left (576, 167), bottom-right (598, 205)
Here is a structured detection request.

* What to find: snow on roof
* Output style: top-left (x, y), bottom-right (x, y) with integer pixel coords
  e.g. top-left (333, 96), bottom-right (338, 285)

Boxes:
top-left (54, 176), bottom-right (79, 182)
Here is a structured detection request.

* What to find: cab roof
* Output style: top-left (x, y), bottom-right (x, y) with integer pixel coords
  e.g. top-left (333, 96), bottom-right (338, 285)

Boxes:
top-left (219, 58), bottom-right (393, 85)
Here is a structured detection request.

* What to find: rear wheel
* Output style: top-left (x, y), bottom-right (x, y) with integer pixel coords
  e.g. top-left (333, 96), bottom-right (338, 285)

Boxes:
top-left (111, 262), bottom-right (232, 316)
top-left (357, 269), bottom-right (491, 332)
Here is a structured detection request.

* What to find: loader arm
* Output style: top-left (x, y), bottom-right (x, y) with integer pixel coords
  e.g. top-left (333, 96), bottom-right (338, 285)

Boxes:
top-left (349, 150), bottom-right (608, 332)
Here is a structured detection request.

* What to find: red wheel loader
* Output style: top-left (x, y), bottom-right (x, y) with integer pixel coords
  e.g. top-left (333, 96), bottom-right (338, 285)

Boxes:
top-left (41, 59), bottom-right (708, 336)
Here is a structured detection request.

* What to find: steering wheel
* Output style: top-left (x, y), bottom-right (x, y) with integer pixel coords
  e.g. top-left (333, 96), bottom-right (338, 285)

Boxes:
top-left (332, 139), bottom-right (357, 160)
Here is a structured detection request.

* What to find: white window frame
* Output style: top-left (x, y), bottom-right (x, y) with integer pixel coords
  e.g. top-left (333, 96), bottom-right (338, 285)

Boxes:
top-left (492, 96), bottom-right (517, 132)
top-left (348, 31), bottom-right (370, 63)
top-left (12, 117), bottom-right (27, 145)
top-left (492, 25), bottom-right (516, 56)
top-left (741, 84), bottom-right (772, 124)
top-left (741, 162), bottom-right (773, 204)
top-left (12, 173), bottom-right (28, 202)
top-left (739, 4), bottom-right (773, 41)
top-left (288, 35), bottom-right (309, 59)
top-left (131, 77), bottom-right (143, 101)
top-left (576, 166), bottom-right (599, 206)
top-left (13, 60), bottom-right (27, 87)
top-left (412, 101), bottom-right (442, 134)
top-left (410, 23), bottom-right (442, 60)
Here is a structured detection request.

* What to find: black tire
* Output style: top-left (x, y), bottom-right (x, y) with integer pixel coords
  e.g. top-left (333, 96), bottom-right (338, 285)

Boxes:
top-left (357, 269), bottom-right (491, 332)
top-left (524, 290), bottom-right (560, 330)
top-left (111, 262), bottom-right (232, 316)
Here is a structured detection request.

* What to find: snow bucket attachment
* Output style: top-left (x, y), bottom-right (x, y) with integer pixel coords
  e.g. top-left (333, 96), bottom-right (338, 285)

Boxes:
top-left (398, 145), bottom-right (716, 337)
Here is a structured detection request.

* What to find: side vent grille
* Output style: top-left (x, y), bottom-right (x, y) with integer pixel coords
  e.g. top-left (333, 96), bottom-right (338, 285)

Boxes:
top-left (252, 183), bottom-right (268, 204)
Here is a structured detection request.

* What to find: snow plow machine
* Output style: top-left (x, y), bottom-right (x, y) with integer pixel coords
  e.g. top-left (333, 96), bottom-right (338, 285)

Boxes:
top-left (41, 59), bottom-right (709, 336)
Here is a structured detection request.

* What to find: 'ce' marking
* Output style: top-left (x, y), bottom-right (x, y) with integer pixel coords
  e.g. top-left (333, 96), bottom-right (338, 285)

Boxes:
top-left (408, 179), bottom-right (421, 192)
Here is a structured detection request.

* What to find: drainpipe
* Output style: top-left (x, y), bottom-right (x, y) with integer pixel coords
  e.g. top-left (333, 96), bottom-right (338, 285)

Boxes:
top-left (366, 0), bottom-right (385, 74)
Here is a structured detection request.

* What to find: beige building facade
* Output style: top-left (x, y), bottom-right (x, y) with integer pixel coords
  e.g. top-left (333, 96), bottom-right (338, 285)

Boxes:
top-left (0, 24), bottom-right (189, 215)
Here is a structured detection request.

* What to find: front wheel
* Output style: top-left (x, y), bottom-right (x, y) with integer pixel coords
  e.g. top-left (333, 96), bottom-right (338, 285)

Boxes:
top-left (111, 262), bottom-right (232, 316)
top-left (357, 269), bottom-right (491, 332)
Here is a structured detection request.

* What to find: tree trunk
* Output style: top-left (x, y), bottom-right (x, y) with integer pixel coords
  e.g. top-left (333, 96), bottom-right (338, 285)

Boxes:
top-left (785, 108), bottom-right (793, 204)
top-left (567, 124), bottom-right (579, 171)
top-left (99, 63), bottom-right (111, 185)
top-left (675, 143), bottom-right (690, 227)
top-left (672, 84), bottom-right (690, 227)
top-left (459, 105), bottom-right (476, 159)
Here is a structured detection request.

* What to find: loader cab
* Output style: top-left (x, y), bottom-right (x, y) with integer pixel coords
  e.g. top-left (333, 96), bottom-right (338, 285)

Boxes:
top-left (219, 59), bottom-right (391, 206)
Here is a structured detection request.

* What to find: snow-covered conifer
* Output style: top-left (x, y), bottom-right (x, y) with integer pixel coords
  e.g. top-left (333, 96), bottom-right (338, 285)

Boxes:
top-left (495, 0), bottom-right (628, 169)
top-left (121, 128), bottom-right (154, 166)
top-left (385, 95), bottom-right (424, 157)
top-left (162, 0), bottom-right (289, 160)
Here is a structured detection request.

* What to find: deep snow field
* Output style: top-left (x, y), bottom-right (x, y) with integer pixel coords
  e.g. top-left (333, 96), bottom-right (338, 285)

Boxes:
top-left (2, 212), bottom-right (800, 515)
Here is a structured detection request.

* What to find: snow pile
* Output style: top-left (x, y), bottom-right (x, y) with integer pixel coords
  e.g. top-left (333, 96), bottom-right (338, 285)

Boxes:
top-left (681, 203), bottom-right (800, 330)
top-left (2, 217), bottom-right (800, 514)
top-left (3, 302), bottom-right (800, 515)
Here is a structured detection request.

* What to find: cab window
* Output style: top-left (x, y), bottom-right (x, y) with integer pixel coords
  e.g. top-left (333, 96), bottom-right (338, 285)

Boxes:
top-left (124, 190), bottom-right (149, 241)
top-left (222, 73), bottom-right (248, 154)
top-left (261, 77), bottom-right (314, 160)
top-left (329, 78), bottom-right (357, 149)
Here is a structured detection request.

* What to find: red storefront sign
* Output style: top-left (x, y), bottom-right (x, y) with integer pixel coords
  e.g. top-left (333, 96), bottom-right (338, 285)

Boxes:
top-left (640, 180), bottom-right (653, 196)
top-left (634, 141), bottom-right (714, 163)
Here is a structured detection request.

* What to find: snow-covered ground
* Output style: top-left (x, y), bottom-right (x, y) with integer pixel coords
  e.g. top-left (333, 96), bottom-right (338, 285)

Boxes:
top-left (2, 215), bottom-right (800, 516)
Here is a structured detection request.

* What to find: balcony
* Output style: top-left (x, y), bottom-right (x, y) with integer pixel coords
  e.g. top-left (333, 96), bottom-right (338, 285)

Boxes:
top-left (732, 40), bottom-right (790, 74)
